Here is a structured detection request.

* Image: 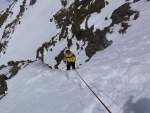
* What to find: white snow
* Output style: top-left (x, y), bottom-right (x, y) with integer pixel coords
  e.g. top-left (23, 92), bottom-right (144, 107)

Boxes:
top-left (0, 0), bottom-right (150, 113)
top-left (0, 61), bottom-right (105, 113)
top-left (0, 1), bottom-right (12, 11)
top-left (0, 66), bottom-right (11, 75)
top-left (0, 0), bottom-right (62, 65)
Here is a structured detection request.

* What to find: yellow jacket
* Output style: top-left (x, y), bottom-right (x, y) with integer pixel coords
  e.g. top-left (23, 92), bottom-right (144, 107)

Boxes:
top-left (64, 52), bottom-right (76, 62)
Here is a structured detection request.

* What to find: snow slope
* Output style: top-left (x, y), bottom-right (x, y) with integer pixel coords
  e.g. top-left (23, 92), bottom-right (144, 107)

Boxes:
top-left (0, 1), bottom-right (12, 11)
top-left (0, 0), bottom-right (62, 65)
top-left (0, 0), bottom-right (88, 68)
top-left (0, 0), bottom-right (150, 113)
top-left (79, 1), bottom-right (150, 113)
top-left (0, 0), bottom-right (139, 68)
top-left (0, 61), bottom-right (105, 113)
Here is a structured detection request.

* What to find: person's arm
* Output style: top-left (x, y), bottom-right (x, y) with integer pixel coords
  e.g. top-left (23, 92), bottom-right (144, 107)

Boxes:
top-left (63, 54), bottom-right (67, 63)
top-left (72, 54), bottom-right (76, 62)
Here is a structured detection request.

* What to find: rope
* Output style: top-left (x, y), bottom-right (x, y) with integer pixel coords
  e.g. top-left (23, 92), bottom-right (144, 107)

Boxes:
top-left (78, 74), bottom-right (124, 111)
top-left (75, 70), bottom-right (111, 113)
top-left (90, 82), bottom-right (123, 111)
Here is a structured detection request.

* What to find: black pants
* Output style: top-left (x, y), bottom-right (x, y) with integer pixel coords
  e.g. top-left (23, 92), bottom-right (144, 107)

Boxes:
top-left (67, 62), bottom-right (75, 70)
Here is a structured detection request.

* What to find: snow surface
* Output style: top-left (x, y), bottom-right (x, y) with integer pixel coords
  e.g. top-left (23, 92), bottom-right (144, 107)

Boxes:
top-left (0, 0), bottom-right (62, 65)
top-left (0, 0), bottom-right (88, 68)
top-left (0, 0), bottom-right (150, 113)
top-left (0, 1), bottom-right (12, 11)
top-left (0, 66), bottom-right (11, 75)
top-left (0, 61), bottom-right (105, 113)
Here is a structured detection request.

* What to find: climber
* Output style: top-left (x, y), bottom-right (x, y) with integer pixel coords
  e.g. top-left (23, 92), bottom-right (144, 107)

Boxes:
top-left (64, 50), bottom-right (76, 70)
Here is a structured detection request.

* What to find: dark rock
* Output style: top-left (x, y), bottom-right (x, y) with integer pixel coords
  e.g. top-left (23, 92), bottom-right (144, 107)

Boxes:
top-left (30, 0), bottom-right (36, 5)
top-left (54, 50), bottom-right (65, 69)
top-left (0, 75), bottom-right (7, 95)
top-left (133, 0), bottom-right (140, 3)
top-left (61, 0), bottom-right (67, 7)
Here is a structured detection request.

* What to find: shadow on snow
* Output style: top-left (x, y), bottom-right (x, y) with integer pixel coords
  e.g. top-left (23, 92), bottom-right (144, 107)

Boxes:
top-left (123, 96), bottom-right (150, 113)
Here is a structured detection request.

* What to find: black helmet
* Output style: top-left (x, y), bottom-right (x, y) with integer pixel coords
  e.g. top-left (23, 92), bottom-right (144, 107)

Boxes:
top-left (66, 50), bottom-right (70, 53)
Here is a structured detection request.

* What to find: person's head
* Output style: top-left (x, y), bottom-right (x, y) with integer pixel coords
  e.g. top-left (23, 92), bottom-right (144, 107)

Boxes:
top-left (66, 50), bottom-right (71, 54)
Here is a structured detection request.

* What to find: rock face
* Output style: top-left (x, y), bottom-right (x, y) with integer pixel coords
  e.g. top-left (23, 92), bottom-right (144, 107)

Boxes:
top-left (36, 0), bottom-right (139, 66)
top-left (0, 0), bottom-right (140, 69)
top-left (0, 0), bottom-right (26, 55)
top-left (0, 75), bottom-right (7, 95)
top-left (110, 3), bottom-right (139, 34)
top-left (36, 0), bottom-right (112, 64)
top-left (30, 0), bottom-right (36, 5)
top-left (7, 60), bottom-right (33, 78)
top-left (0, 60), bottom-right (33, 98)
